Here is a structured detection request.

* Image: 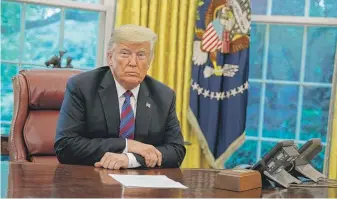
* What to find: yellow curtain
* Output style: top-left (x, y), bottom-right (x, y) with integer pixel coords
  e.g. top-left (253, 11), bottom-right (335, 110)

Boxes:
top-left (329, 86), bottom-right (337, 179)
top-left (328, 46), bottom-right (337, 179)
top-left (115, 0), bottom-right (208, 168)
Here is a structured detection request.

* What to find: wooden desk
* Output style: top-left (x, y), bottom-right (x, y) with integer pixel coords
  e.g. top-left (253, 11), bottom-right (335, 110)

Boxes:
top-left (1, 162), bottom-right (336, 198)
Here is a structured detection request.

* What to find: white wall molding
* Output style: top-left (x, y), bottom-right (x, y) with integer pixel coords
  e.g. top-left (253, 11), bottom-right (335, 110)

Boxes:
top-left (252, 15), bottom-right (337, 26)
top-left (9, 0), bottom-right (106, 11)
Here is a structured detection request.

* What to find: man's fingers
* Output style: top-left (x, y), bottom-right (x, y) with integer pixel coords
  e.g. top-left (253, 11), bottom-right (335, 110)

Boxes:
top-left (145, 155), bottom-right (151, 167)
top-left (95, 154), bottom-right (107, 168)
top-left (114, 161), bottom-right (122, 170)
top-left (147, 149), bottom-right (156, 167)
top-left (154, 150), bottom-right (162, 166)
top-left (132, 145), bottom-right (161, 167)
top-left (146, 149), bottom-right (157, 168)
top-left (141, 150), bottom-right (151, 166)
top-left (103, 158), bottom-right (111, 169)
top-left (94, 162), bottom-right (102, 167)
top-left (97, 154), bottom-right (107, 168)
top-left (145, 148), bottom-right (159, 167)
top-left (150, 148), bottom-right (160, 167)
top-left (150, 151), bottom-right (157, 167)
top-left (108, 160), bottom-right (117, 170)
top-left (148, 151), bottom-right (155, 167)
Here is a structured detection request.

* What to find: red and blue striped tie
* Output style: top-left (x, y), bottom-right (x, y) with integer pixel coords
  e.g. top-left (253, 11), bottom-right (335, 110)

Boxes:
top-left (119, 90), bottom-right (135, 139)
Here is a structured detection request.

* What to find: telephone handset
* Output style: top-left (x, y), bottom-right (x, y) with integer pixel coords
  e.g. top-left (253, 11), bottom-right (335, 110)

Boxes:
top-left (288, 138), bottom-right (326, 182)
top-left (251, 140), bottom-right (301, 188)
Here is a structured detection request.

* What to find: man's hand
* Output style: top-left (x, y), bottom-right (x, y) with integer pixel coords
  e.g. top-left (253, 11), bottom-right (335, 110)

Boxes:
top-left (94, 152), bottom-right (128, 170)
top-left (127, 140), bottom-right (162, 167)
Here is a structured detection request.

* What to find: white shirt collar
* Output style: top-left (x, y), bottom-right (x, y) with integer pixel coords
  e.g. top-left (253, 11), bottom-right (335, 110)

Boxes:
top-left (113, 76), bottom-right (140, 100)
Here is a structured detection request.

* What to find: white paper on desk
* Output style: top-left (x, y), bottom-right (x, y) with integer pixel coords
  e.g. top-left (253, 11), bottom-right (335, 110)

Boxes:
top-left (109, 174), bottom-right (187, 189)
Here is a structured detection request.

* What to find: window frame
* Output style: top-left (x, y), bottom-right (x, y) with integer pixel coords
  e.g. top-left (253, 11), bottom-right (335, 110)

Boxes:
top-left (0, 0), bottom-right (116, 135)
top-left (249, 0), bottom-right (337, 176)
top-left (1, 0), bottom-right (116, 68)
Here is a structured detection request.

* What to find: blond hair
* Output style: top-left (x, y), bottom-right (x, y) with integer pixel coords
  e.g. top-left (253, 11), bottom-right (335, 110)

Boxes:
top-left (107, 24), bottom-right (157, 59)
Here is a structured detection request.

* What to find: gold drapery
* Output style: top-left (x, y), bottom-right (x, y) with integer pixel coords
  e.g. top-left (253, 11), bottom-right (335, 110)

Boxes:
top-left (327, 45), bottom-right (337, 179)
top-left (329, 91), bottom-right (337, 179)
top-left (328, 75), bottom-right (337, 179)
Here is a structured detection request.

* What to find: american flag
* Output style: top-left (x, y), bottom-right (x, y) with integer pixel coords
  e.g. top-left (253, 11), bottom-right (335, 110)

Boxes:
top-left (201, 23), bottom-right (222, 52)
top-left (190, 0), bottom-right (250, 168)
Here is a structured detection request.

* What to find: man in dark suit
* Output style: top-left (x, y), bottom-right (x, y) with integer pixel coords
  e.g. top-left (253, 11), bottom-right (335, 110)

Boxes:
top-left (54, 24), bottom-right (186, 170)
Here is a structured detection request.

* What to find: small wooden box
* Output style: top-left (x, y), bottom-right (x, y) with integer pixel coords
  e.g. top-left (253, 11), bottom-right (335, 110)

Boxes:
top-left (214, 169), bottom-right (262, 192)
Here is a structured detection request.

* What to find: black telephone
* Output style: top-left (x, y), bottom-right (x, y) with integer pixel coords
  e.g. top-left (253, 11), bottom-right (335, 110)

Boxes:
top-left (251, 140), bottom-right (301, 188)
top-left (251, 139), bottom-right (326, 188)
top-left (288, 138), bottom-right (326, 182)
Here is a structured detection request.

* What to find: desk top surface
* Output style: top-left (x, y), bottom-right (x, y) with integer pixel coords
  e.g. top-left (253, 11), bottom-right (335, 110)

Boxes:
top-left (1, 162), bottom-right (336, 198)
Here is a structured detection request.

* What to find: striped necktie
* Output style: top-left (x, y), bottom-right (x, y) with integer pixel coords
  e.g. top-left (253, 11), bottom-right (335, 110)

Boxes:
top-left (119, 90), bottom-right (135, 139)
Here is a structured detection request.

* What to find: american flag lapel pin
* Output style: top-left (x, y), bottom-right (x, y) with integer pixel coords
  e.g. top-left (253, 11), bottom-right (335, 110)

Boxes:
top-left (146, 102), bottom-right (151, 108)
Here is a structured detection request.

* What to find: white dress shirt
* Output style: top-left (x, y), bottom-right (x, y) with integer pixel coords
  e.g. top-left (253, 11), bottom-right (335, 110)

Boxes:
top-left (113, 77), bottom-right (141, 168)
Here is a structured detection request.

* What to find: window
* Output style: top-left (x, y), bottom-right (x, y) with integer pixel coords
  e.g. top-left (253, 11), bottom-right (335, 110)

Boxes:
top-left (0, 0), bottom-right (114, 136)
top-left (225, 0), bottom-right (337, 173)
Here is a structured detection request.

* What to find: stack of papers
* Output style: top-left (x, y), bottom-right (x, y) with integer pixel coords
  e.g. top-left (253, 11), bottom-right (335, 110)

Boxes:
top-left (109, 174), bottom-right (187, 189)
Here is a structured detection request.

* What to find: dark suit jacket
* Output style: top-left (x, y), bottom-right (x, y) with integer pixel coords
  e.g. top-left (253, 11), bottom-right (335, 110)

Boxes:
top-left (54, 66), bottom-right (186, 168)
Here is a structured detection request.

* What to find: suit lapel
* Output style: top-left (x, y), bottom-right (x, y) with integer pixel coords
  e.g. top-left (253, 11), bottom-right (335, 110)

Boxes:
top-left (135, 81), bottom-right (152, 140)
top-left (98, 70), bottom-right (120, 137)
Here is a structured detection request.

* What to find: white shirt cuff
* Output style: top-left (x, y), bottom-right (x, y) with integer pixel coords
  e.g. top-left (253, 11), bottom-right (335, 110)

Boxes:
top-left (122, 138), bottom-right (128, 153)
top-left (125, 153), bottom-right (141, 168)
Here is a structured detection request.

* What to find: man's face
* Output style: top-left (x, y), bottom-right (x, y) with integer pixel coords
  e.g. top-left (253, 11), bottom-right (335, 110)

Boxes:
top-left (108, 42), bottom-right (151, 89)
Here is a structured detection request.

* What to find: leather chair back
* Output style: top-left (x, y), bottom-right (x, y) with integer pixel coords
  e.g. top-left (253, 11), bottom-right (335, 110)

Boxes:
top-left (9, 69), bottom-right (82, 163)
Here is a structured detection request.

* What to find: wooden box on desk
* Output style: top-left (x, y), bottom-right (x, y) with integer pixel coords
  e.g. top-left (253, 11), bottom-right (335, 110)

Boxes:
top-left (214, 169), bottom-right (262, 192)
